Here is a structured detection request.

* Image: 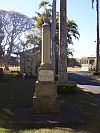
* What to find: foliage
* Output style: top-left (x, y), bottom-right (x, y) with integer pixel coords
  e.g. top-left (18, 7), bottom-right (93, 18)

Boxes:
top-left (0, 10), bottom-right (34, 59)
top-left (32, 3), bottom-right (80, 57)
top-left (93, 72), bottom-right (100, 75)
top-left (25, 31), bottom-right (42, 49)
top-left (89, 59), bottom-right (95, 65)
top-left (39, 0), bottom-right (51, 9)
top-left (56, 14), bottom-right (80, 46)
top-left (19, 1), bottom-right (53, 75)
top-left (33, 0), bottom-right (52, 28)
top-left (67, 20), bottom-right (80, 45)
top-left (0, 18), bottom-right (4, 58)
top-left (57, 81), bottom-right (79, 94)
top-left (92, 0), bottom-right (95, 8)
top-left (67, 58), bottom-right (80, 67)
top-left (0, 128), bottom-right (76, 133)
top-left (0, 68), bottom-right (3, 77)
top-left (0, 18), bottom-right (4, 44)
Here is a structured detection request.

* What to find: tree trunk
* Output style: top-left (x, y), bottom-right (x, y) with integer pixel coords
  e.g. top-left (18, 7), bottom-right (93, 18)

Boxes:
top-left (58, 0), bottom-right (68, 83)
top-left (95, 0), bottom-right (99, 72)
top-left (51, 0), bottom-right (56, 74)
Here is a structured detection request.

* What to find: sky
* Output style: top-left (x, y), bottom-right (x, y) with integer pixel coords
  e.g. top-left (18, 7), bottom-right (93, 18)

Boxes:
top-left (0, 0), bottom-right (99, 59)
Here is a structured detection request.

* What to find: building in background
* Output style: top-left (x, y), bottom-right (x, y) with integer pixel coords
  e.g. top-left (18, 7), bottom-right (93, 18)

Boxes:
top-left (80, 56), bottom-right (100, 71)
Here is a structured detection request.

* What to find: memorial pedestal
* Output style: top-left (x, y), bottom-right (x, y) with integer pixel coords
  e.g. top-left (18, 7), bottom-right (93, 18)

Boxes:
top-left (35, 82), bottom-right (58, 97)
top-left (33, 96), bottom-right (59, 113)
top-left (33, 20), bottom-right (59, 113)
top-left (33, 64), bottom-right (60, 113)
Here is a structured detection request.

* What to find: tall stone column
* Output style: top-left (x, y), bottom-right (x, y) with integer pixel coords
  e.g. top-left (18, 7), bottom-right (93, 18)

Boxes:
top-left (42, 22), bottom-right (50, 64)
top-left (33, 18), bottom-right (59, 113)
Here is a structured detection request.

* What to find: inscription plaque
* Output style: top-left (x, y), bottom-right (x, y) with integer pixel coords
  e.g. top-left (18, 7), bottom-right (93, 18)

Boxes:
top-left (38, 70), bottom-right (54, 81)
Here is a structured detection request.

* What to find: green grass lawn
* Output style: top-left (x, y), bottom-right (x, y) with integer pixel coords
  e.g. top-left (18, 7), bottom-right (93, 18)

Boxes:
top-left (0, 74), bottom-right (100, 133)
top-left (0, 127), bottom-right (91, 133)
top-left (0, 75), bottom-right (34, 126)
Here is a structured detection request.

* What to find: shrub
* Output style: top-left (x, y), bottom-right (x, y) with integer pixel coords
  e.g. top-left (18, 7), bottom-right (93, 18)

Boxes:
top-left (57, 81), bottom-right (79, 94)
top-left (93, 72), bottom-right (100, 75)
top-left (3, 73), bottom-right (15, 80)
top-left (0, 68), bottom-right (3, 77)
top-left (55, 75), bottom-right (58, 82)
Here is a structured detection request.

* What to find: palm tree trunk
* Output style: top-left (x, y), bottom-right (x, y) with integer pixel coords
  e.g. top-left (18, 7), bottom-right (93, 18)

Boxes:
top-left (95, 0), bottom-right (99, 72)
top-left (51, 0), bottom-right (56, 74)
top-left (58, 0), bottom-right (68, 83)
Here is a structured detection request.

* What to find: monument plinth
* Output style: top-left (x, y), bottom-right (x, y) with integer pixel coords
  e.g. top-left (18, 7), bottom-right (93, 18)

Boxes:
top-left (33, 19), bottom-right (59, 113)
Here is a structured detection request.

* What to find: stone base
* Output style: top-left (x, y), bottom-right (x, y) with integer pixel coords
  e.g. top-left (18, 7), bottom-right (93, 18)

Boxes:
top-left (35, 82), bottom-right (58, 97)
top-left (33, 96), bottom-right (59, 113)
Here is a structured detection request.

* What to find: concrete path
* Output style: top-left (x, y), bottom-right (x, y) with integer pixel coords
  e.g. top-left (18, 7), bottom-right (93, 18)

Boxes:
top-left (77, 84), bottom-right (100, 94)
top-left (68, 72), bottom-right (100, 94)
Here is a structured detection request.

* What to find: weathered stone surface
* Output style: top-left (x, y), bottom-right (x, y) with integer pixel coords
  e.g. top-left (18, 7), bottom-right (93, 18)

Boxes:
top-left (38, 70), bottom-right (54, 82)
top-left (38, 63), bottom-right (54, 82)
top-left (20, 48), bottom-right (40, 76)
top-left (35, 82), bottom-right (58, 97)
top-left (42, 23), bottom-right (50, 64)
top-left (33, 96), bottom-right (59, 113)
top-left (38, 63), bottom-right (53, 70)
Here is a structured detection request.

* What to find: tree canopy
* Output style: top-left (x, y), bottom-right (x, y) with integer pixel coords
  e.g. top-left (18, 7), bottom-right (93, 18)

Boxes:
top-left (31, 0), bottom-right (80, 56)
top-left (0, 18), bottom-right (4, 58)
top-left (0, 10), bottom-right (34, 56)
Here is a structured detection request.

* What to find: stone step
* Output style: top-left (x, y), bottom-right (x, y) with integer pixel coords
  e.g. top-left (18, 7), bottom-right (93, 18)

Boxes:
top-left (9, 120), bottom-right (87, 129)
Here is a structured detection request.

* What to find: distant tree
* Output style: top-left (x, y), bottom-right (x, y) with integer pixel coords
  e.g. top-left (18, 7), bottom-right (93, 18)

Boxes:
top-left (25, 31), bottom-right (42, 49)
top-left (0, 18), bottom-right (4, 44)
top-left (0, 10), bottom-right (34, 65)
top-left (0, 18), bottom-right (4, 58)
top-left (67, 58), bottom-right (80, 67)
top-left (89, 59), bottom-right (95, 65)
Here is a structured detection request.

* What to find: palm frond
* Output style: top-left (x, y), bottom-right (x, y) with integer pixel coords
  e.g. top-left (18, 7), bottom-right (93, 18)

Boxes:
top-left (39, 0), bottom-right (49, 9)
top-left (92, 0), bottom-right (95, 8)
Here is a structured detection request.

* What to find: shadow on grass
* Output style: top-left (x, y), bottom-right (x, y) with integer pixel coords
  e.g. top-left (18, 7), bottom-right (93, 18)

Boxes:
top-left (0, 77), bottom-right (100, 133)
top-left (68, 72), bottom-right (100, 86)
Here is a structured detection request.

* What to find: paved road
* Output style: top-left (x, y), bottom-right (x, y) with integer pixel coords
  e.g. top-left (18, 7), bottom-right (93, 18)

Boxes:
top-left (68, 72), bottom-right (100, 94)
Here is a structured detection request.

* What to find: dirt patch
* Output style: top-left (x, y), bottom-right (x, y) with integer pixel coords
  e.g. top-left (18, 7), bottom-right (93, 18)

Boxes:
top-left (67, 67), bottom-right (81, 72)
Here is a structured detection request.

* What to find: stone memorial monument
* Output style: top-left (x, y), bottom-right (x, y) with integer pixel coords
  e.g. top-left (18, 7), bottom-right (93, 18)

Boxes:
top-left (33, 17), bottom-right (59, 113)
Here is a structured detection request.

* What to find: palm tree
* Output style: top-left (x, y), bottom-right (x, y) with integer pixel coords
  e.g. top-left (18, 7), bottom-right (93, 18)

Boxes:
top-left (33, 0), bottom-right (52, 28)
top-left (58, 0), bottom-right (68, 83)
top-left (51, 0), bottom-right (56, 73)
top-left (67, 20), bottom-right (80, 45)
top-left (55, 19), bottom-right (80, 75)
top-left (32, 1), bottom-right (80, 79)
top-left (92, 0), bottom-right (99, 72)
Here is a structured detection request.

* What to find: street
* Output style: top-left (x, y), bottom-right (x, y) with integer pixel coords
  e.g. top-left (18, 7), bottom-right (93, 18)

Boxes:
top-left (68, 72), bottom-right (100, 94)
